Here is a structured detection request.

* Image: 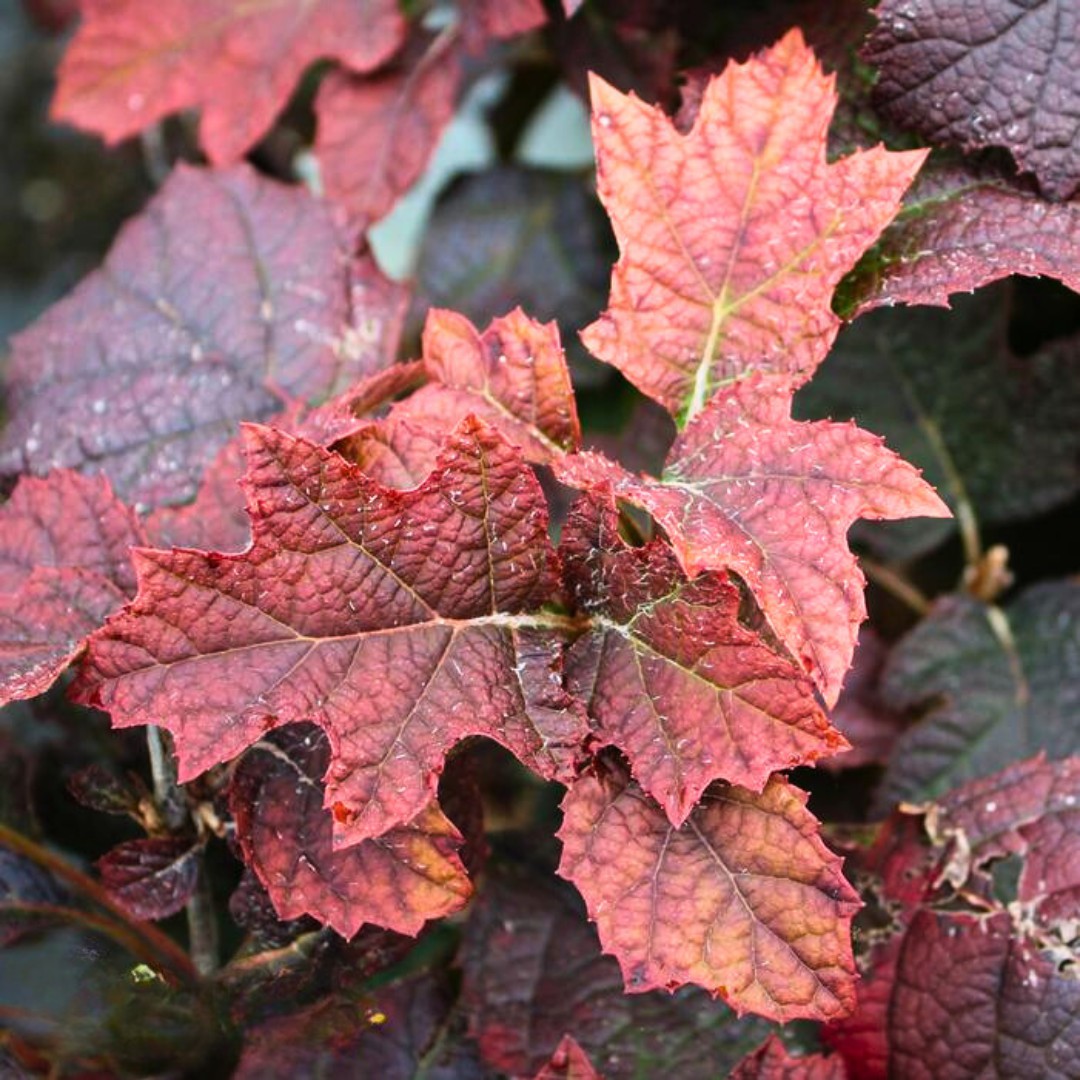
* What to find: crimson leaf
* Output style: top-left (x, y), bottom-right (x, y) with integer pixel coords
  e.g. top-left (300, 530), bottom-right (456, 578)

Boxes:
top-left (731, 1035), bottom-right (847, 1079)
top-left (230, 725), bottom-right (471, 938)
top-left (52, 0), bottom-right (405, 163)
top-left (864, 0), bottom-right (1080, 200)
top-left (96, 838), bottom-right (200, 922)
top-left (533, 1036), bottom-right (602, 1080)
top-left (0, 471), bottom-right (142, 705)
top-left (557, 375), bottom-right (949, 705)
top-left (75, 419), bottom-right (586, 846)
top-left (562, 492), bottom-right (844, 824)
top-left (557, 763), bottom-right (860, 1021)
top-left (0, 164), bottom-right (406, 511)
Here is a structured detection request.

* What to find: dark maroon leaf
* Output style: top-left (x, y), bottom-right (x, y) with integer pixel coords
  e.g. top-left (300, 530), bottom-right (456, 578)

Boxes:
top-left (877, 581), bottom-right (1080, 807)
top-left (232, 974), bottom-right (484, 1080)
top-left (96, 837), bottom-right (200, 921)
top-left (460, 866), bottom-right (774, 1079)
top-left (0, 164), bottom-right (407, 511)
top-left (864, 0), bottom-right (1080, 199)
top-left (837, 158), bottom-right (1080, 316)
top-left (0, 846), bottom-right (70, 946)
top-left (230, 726), bottom-right (472, 939)
top-left (67, 764), bottom-right (148, 819)
top-left (0, 470), bottom-right (142, 705)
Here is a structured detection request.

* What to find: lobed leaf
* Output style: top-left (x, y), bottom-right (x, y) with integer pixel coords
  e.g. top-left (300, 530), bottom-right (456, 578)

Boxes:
top-left (877, 581), bottom-right (1080, 807)
top-left (0, 164), bottom-right (406, 511)
top-left (75, 419), bottom-right (587, 846)
top-left (557, 375), bottom-right (949, 705)
top-left (562, 492), bottom-right (844, 824)
top-left (864, 0), bottom-right (1080, 200)
top-left (52, 0), bottom-right (405, 163)
top-left (230, 726), bottom-right (471, 939)
top-left (731, 1035), bottom-right (848, 1079)
top-left (347, 308), bottom-right (581, 487)
top-left (557, 765), bottom-right (860, 1022)
top-left (0, 471), bottom-right (142, 705)
top-left (837, 158), bottom-right (1080, 316)
top-left (582, 28), bottom-right (926, 421)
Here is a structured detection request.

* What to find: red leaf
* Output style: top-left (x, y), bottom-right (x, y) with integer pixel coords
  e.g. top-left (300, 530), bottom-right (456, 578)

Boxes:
top-left (732, 1036), bottom-right (847, 1080)
top-left (0, 471), bottom-right (142, 705)
top-left (0, 164), bottom-right (407, 511)
top-left (348, 308), bottom-right (581, 486)
top-left (562, 493), bottom-right (845, 824)
top-left (96, 837), bottom-right (200, 921)
top-left (315, 34), bottom-right (463, 228)
top-left (582, 29), bottom-right (926, 421)
top-left (864, 0), bottom-right (1080, 200)
top-left (557, 375), bottom-right (949, 705)
top-left (53, 0), bottom-right (406, 163)
top-left (76, 419), bottom-right (587, 845)
top-left (534, 1036), bottom-right (602, 1080)
top-left (557, 764), bottom-right (860, 1022)
top-left (231, 726), bottom-right (471, 939)
top-left (839, 160), bottom-right (1080, 316)
top-left (461, 0), bottom-right (548, 47)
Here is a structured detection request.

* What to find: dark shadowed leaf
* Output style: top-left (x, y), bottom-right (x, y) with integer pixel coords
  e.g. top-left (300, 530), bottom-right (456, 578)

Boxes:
top-left (67, 764), bottom-right (148, 819)
top-left (864, 0), bottom-right (1080, 199)
top-left (96, 837), bottom-right (200, 921)
top-left (877, 582), bottom-right (1080, 808)
top-left (0, 471), bottom-right (142, 705)
top-left (731, 1035), bottom-right (848, 1079)
top-left (460, 865), bottom-right (774, 1079)
top-left (557, 763), bottom-right (860, 1021)
top-left (53, 0), bottom-right (406, 163)
top-left (561, 493), bottom-right (844, 824)
top-left (837, 158), bottom-right (1080, 316)
top-left (315, 33), bottom-right (463, 229)
top-left (0, 846), bottom-right (70, 946)
top-left (799, 284), bottom-right (1080, 559)
top-left (0, 164), bottom-right (407, 511)
top-left (232, 974), bottom-right (485, 1079)
top-left (75, 420), bottom-right (587, 847)
top-left (231, 726), bottom-right (472, 939)
top-left (557, 375), bottom-right (949, 706)
top-left (411, 167), bottom-right (611, 353)
top-left (582, 30), bottom-right (926, 421)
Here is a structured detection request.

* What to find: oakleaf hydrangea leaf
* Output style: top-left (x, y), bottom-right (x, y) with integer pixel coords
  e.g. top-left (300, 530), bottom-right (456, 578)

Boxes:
top-left (557, 764), bottom-right (860, 1022)
top-left (533, 1036), bottom-right (602, 1080)
top-left (837, 158), bottom-right (1080, 316)
top-left (52, 0), bottom-right (405, 163)
top-left (315, 34), bottom-right (463, 228)
top-left (864, 0), bottom-right (1080, 200)
top-left (75, 419), bottom-right (587, 846)
top-left (557, 375), bottom-right (949, 705)
top-left (231, 726), bottom-right (471, 938)
top-left (731, 1035), bottom-right (847, 1080)
top-left (0, 471), bottom-right (142, 705)
top-left (348, 308), bottom-right (581, 487)
top-left (0, 165), bottom-right (406, 511)
top-left (562, 492), bottom-right (845, 825)
top-left (582, 28), bottom-right (926, 421)
top-left (877, 582), bottom-right (1080, 807)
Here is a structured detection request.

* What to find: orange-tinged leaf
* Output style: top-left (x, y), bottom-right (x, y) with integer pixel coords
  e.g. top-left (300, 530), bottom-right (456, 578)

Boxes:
top-left (74, 419), bottom-right (587, 846)
top-left (557, 764), bottom-right (860, 1022)
top-left (231, 726), bottom-right (471, 939)
top-left (346, 308), bottom-right (580, 486)
top-left (53, 0), bottom-right (405, 163)
top-left (582, 29), bottom-right (927, 422)
top-left (732, 1035), bottom-right (847, 1079)
top-left (557, 375), bottom-right (949, 705)
top-left (562, 492), bottom-right (845, 825)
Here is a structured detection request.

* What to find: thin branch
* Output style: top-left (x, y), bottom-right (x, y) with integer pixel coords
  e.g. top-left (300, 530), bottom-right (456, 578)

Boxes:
top-left (860, 556), bottom-right (932, 616)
